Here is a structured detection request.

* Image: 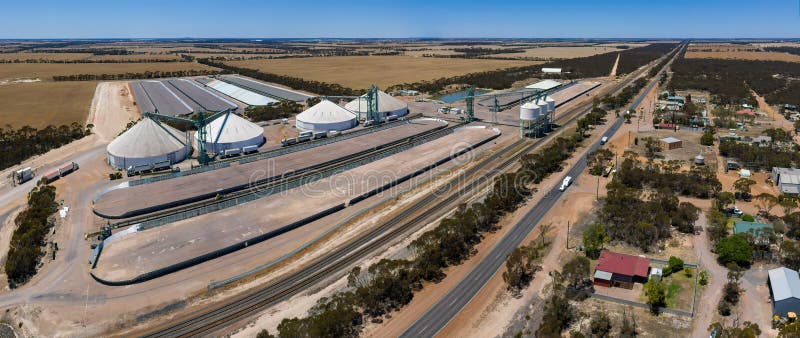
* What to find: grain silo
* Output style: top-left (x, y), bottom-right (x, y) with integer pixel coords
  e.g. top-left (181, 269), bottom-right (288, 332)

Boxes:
top-left (296, 100), bottom-right (358, 132)
top-left (519, 101), bottom-right (541, 137)
top-left (106, 118), bottom-right (191, 170)
top-left (345, 90), bottom-right (408, 121)
top-left (197, 112), bottom-right (265, 154)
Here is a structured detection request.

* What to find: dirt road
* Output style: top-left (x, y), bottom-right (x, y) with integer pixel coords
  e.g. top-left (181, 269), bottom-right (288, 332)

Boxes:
top-left (688, 211), bottom-right (727, 338)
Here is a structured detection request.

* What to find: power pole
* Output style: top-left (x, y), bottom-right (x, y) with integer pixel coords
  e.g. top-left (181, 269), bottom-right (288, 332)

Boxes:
top-left (566, 221), bottom-right (570, 250)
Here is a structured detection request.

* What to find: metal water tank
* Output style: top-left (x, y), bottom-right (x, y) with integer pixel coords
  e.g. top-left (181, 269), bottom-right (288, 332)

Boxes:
top-left (520, 102), bottom-right (540, 120)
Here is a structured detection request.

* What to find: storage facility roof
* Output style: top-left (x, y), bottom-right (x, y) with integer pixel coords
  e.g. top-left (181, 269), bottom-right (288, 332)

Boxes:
top-left (107, 118), bottom-right (187, 158)
top-left (345, 90), bottom-right (408, 113)
top-left (525, 79), bottom-right (562, 91)
top-left (298, 100), bottom-right (357, 124)
top-left (595, 250), bottom-right (650, 278)
top-left (203, 113), bottom-right (263, 144)
top-left (660, 137), bottom-right (681, 144)
top-left (202, 79), bottom-right (278, 106)
top-left (770, 267), bottom-right (800, 301)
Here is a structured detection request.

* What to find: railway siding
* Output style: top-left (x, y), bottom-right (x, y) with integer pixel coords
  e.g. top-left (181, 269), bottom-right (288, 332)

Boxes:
top-left (91, 126), bottom-right (500, 284)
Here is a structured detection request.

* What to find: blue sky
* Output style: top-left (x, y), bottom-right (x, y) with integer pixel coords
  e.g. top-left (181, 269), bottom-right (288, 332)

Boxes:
top-left (1, 0), bottom-right (798, 38)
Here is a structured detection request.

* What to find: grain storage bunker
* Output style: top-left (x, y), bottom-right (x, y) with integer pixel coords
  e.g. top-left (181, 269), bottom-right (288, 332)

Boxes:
top-left (345, 90), bottom-right (408, 121)
top-left (197, 112), bottom-right (265, 154)
top-left (296, 100), bottom-right (358, 132)
top-left (106, 118), bottom-right (191, 170)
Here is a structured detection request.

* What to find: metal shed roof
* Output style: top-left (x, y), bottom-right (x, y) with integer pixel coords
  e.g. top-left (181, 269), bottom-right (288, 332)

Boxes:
top-left (660, 137), bottom-right (681, 143)
top-left (525, 79), bottom-right (562, 90)
top-left (769, 267), bottom-right (800, 302)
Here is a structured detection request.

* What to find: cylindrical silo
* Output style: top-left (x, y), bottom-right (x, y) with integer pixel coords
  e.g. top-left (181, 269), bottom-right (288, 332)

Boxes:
top-left (520, 102), bottom-right (540, 121)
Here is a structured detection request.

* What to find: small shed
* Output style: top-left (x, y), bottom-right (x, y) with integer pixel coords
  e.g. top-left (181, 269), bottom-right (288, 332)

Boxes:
top-left (649, 268), bottom-right (663, 282)
top-left (659, 137), bottom-right (683, 150)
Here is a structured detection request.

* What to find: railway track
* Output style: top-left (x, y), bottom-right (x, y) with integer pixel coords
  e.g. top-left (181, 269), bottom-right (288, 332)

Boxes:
top-left (104, 120), bottom-right (464, 231)
top-left (137, 57), bottom-right (662, 337)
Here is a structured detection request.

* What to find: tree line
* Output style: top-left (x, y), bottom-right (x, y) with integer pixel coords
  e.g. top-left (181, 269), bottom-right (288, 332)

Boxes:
top-left (244, 101), bottom-right (303, 122)
top-left (0, 58), bottom-right (189, 64)
top-left (669, 50), bottom-right (800, 106)
top-left (5, 183), bottom-right (58, 287)
top-left (0, 122), bottom-right (91, 171)
top-left (51, 69), bottom-right (221, 81)
top-left (718, 139), bottom-right (800, 169)
top-left (198, 59), bottom-right (361, 96)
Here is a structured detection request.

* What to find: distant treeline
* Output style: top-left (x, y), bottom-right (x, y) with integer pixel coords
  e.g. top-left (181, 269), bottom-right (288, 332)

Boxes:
top-left (614, 43), bottom-right (679, 74)
top-left (5, 183), bottom-right (58, 287)
top-left (668, 50), bottom-right (800, 106)
top-left (52, 69), bottom-right (222, 81)
top-left (0, 123), bottom-right (91, 171)
top-left (764, 47), bottom-right (800, 56)
top-left (0, 59), bottom-right (188, 64)
top-left (29, 48), bottom-right (134, 55)
top-left (539, 43), bottom-right (679, 79)
top-left (198, 59), bottom-right (361, 96)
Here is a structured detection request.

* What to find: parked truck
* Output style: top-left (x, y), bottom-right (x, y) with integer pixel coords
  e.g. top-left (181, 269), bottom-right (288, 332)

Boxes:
top-left (58, 162), bottom-right (79, 177)
top-left (14, 167), bottom-right (33, 184)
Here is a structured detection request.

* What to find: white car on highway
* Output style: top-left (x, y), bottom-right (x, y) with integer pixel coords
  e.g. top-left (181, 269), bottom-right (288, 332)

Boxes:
top-left (559, 176), bottom-right (572, 192)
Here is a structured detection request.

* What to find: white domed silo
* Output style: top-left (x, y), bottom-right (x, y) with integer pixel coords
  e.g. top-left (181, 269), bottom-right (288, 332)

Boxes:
top-left (107, 118), bottom-right (191, 170)
top-left (296, 100), bottom-right (358, 132)
top-left (345, 90), bottom-right (409, 121)
top-left (197, 113), bottom-right (265, 154)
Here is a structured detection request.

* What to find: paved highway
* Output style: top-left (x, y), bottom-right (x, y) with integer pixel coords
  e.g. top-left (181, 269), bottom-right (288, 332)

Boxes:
top-left (400, 46), bottom-right (682, 338)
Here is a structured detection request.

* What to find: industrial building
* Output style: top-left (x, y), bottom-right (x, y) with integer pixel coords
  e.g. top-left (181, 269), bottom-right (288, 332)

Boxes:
top-left (519, 96), bottom-right (555, 137)
top-left (216, 75), bottom-right (314, 103)
top-left (345, 90), bottom-right (408, 121)
top-left (296, 100), bottom-right (358, 132)
top-left (772, 167), bottom-right (800, 195)
top-left (525, 79), bottom-right (563, 91)
top-left (768, 267), bottom-right (800, 318)
top-left (197, 113), bottom-right (265, 154)
top-left (106, 118), bottom-right (191, 170)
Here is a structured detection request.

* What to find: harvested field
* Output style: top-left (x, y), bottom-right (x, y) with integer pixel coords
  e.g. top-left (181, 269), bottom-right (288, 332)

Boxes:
top-left (685, 51), bottom-right (800, 63)
top-left (225, 56), bottom-right (538, 89)
top-left (0, 62), bottom-right (218, 81)
top-left (0, 52), bottom-right (94, 61)
top-left (86, 54), bottom-right (184, 61)
top-left (687, 43), bottom-right (759, 52)
top-left (0, 81), bottom-right (96, 128)
top-left (487, 44), bottom-right (648, 59)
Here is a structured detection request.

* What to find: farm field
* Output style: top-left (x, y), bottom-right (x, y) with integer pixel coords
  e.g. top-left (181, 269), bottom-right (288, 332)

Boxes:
top-left (0, 62), bottom-right (218, 80)
top-left (0, 52), bottom-right (94, 61)
top-left (486, 45), bottom-right (648, 59)
top-left (224, 55), bottom-right (539, 89)
top-left (687, 43), bottom-right (760, 52)
top-left (0, 81), bottom-right (96, 128)
top-left (685, 51), bottom-right (800, 63)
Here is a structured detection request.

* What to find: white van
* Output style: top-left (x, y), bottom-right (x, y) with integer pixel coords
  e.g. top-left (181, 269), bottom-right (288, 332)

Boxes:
top-left (600, 136), bottom-right (608, 145)
top-left (559, 176), bottom-right (573, 191)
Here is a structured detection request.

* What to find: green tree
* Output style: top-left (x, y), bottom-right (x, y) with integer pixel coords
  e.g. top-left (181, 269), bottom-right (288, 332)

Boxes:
top-left (708, 320), bottom-right (761, 338)
top-left (667, 256), bottom-right (684, 275)
top-left (779, 194), bottom-right (799, 215)
top-left (562, 255), bottom-right (591, 290)
top-left (644, 279), bottom-right (667, 314)
top-left (714, 191), bottom-right (736, 211)
top-left (733, 178), bottom-right (756, 200)
top-left (502, 241), bottom-right (543, 296)
top-left (755, 193), bottom-right (779, 214)
top-left (716, 234), bottom-right (752, 267)
top-left (643, 137), bottom-right (661, 160)
top-left (707, 209), bottom-right (729, 244)
top-left (700, 131), bottom-right (715, 146)
top-left (589, 312), bottom-right (613, 338)
top-left (256, 329), bottom-right (276, 338)
top-left (583, 223), bottom-right (608, 259)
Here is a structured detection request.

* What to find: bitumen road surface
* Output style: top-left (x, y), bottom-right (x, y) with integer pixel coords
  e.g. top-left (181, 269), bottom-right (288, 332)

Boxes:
top-left (400, 53), bottom-right (674, 337)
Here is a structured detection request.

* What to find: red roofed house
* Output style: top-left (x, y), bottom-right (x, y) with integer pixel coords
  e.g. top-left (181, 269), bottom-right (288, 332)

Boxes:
top-left (593, 250), bottom-right (651, 289)
top-left (736, 109), bottom-right (756, 117)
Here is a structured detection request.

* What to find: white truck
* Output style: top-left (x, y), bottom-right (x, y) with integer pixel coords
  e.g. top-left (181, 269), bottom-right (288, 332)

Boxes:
top-left (600, 136), bottom-right (609, 145)
top-left (14, 167), bottom-right (33, 184)
top-left (559, 176), bottom-right (573, 192)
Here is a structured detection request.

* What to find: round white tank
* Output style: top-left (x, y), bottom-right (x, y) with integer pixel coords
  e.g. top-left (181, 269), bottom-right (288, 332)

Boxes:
top-left (545, 97), bottom-right (555, 113)
top-left (536, 99), bottom-right (549, 115)
top-left (520, 102), bottom-right (540, 120)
